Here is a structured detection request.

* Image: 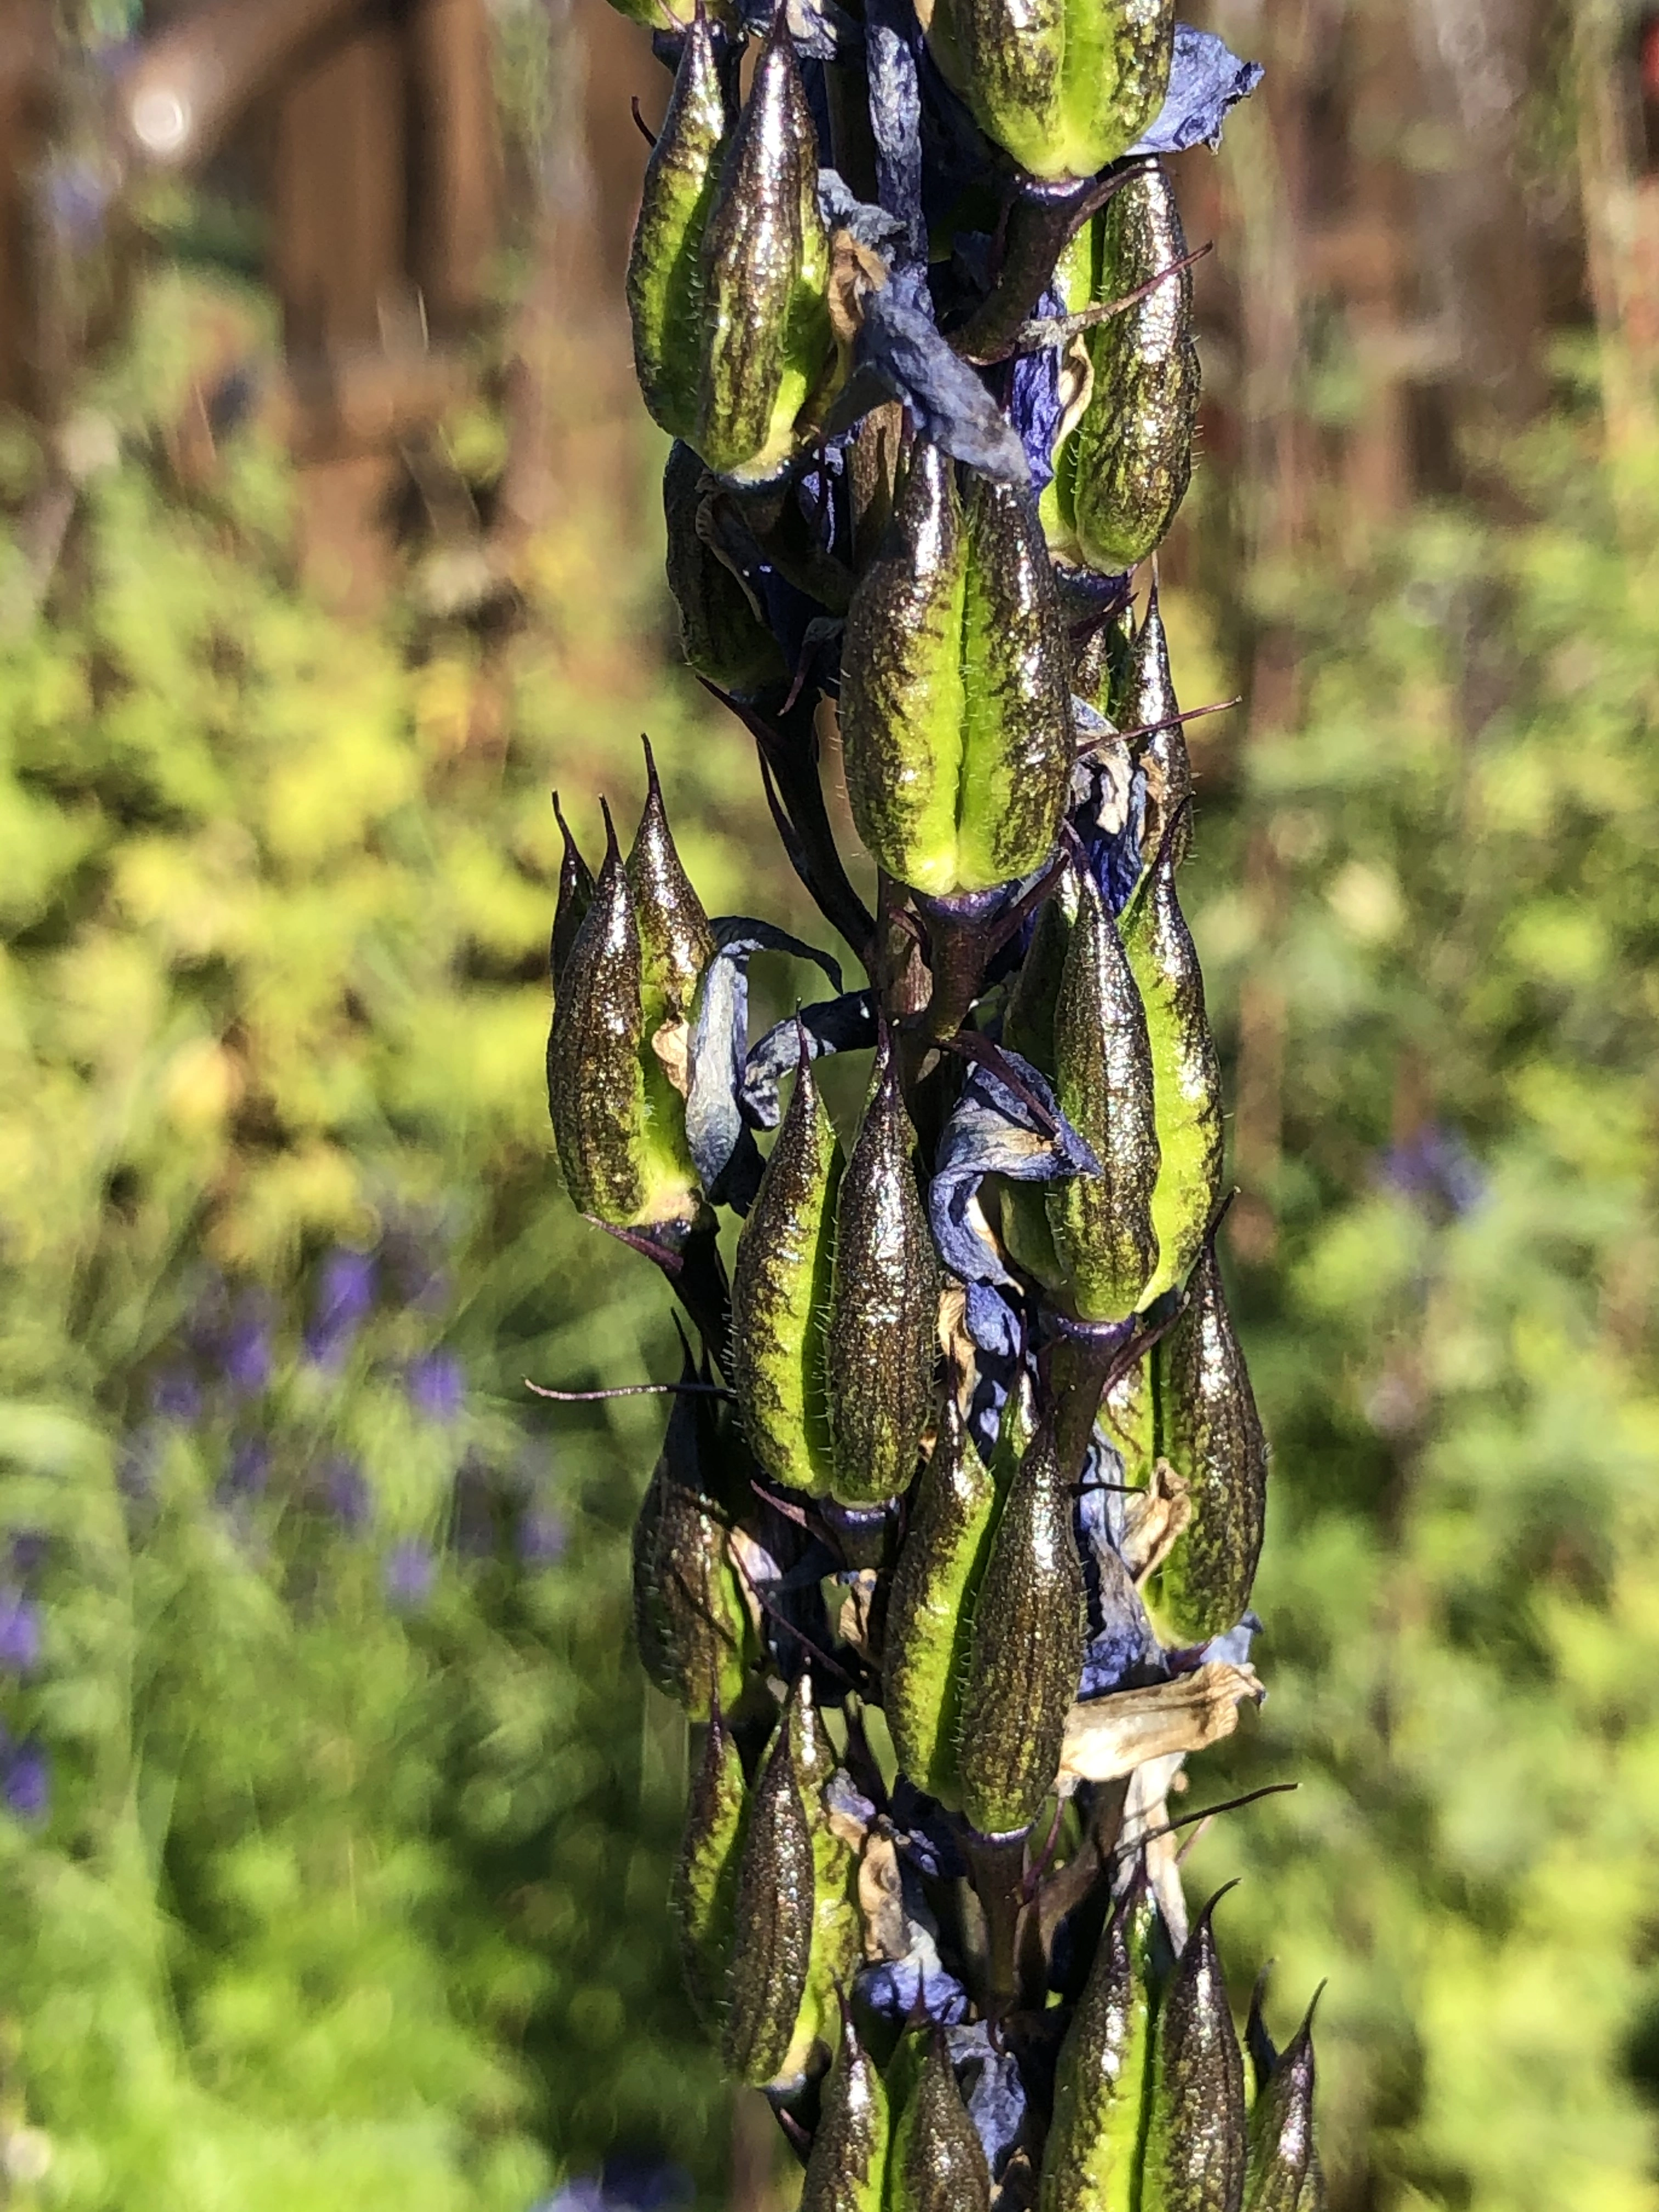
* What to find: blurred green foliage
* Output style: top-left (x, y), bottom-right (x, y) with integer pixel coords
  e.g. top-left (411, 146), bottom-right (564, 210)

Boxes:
top-left (1185, 393), bottom-right (1659, 2211)
top-left (0, 266), bottom-right (805, 2210)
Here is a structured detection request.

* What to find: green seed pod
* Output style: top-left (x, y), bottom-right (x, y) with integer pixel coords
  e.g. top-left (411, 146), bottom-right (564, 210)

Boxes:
top-left (1039, 1867), bottom-right (1163, 2212)
top-left (882, 1395), bottom-right (998, 1802)
top-left (731, 1043), bottom-right (844, 1496)
top-left (630, 1343), bottom-right (757, 1719)
top-left (1146, 1239), bottom-right (1267, 1646)
top-left (1047, 866), bottom-right (1161, 1323)
top-left (549, 793), bottom-right (594, 995)
top-left (840, 442), bottom-right (1075, 899)
top-left (628, 744), bottom-right (715, 1217)
top-left (824, 1044), bottom-right (940, 1507)
top-left (1102, 1352), bottom-right (1157, 1491)
top-left (546, 805), bottom-right (652, 1224)
top-left (957, 1425), bottom-right (1085, 1836)
top-left (788, 1672), bottom-right (864, 2080)
top-left (1126, 583), bottom-right (1191, 869)
top-left (695, 13), bottom-right (832, 482)
top-left (1067, 166), bottom-right (1200, 573)
top-left (670, 1710), bottom-right (749, 2030)
top-left (626, 12), bottom-right (729, 444)
top-left (1120, 845), bottom-right (1223, 1305)
top-left (1243, 1999), bottom-right (1321, 2212)
top-left (723, 1694), bottom-right (817, 2085)
top-left (922, 0), bottom-right (1174, 182)
top-left (1140, 1891), bottom-right (1247, 2212)
top-left (887, 2030), bottom-right (991, 2212)
top-left (802, 2011), bottom-right (891, 2212)
top-left (663, 442), bottom-right (790, 696)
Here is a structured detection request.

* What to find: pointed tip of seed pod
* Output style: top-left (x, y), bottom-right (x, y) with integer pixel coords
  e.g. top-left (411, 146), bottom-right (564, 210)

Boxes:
top-left (795, 1013), bottom-right (813, 1076)
top-left (640, 731), bottom-right (662, 797)
top-left (1246, 1960), bottom-right (1279, 2086)
top-left (599, 795), bottom-right (622, 866)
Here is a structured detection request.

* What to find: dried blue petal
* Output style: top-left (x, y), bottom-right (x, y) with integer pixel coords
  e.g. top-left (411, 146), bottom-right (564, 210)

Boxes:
top-left (1070, 730), bottom-right (1144, 918)
top-left (1197, 1609), bottom-right (1262, 1671)
top-left (965, 1280), bottom-right (1023, 1360)
top-left (853, 1844), bottom-right (970, 2023)
top-left (834, 265), bottom-right (1031, 484)
top-left (929, 1050), bottom-right (1099, 1290)
top-left (1009, 285), bottom-right (1064, 495)
top-left (817, 169), bottom-right (911, 261)
top-left (743, 989), bottom-right (877, 1126)
top-left (1076, 1434), bottom-right (1162, 1695)
top-left (1127, 25), bottom-right (1263, 156)
top-left (685, 919), bottom-right (843, 1211)
top-left (865, 0), bottom-right (926, 261)
top-left (890, 1779), bottom-right (972, 1876)
top-left (946, 2025), bottom-right (1029, 2181)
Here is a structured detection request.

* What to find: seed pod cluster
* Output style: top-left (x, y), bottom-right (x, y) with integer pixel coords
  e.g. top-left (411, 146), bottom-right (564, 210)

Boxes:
top-left (555, 3), bottom-right (1321, 2202)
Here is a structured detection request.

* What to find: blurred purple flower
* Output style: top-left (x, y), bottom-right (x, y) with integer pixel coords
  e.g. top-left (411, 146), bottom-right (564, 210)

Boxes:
top-left (0, 1589), bottom-right (41, 1674)
top-left (518, 1505), bottom-right (567, 1567)
top-left (323, 1453), bottom-right (372, 1531)
top-left (306, 1250), bottom-right (376, 1368)
top-left (222, 1299), bottom-right (274, 1399)
top-left (383, 1539), bottom-right (436, 1611)
top-left (9, 1534), bottom-right (47, 1580)
top-left (407, 1352), bottom-right (465, 1424)
top-left (222, 1436), bottom-right (270, 1500)
top-left (4, 1742), bottom-right (48, 1822)
top-left (151, 1365), bottom-right (202, 1424)
top-left (1379, 1123), bottom-right (1485, 1222)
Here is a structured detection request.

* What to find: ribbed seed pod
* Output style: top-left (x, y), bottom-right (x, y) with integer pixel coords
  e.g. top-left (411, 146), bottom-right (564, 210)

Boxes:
top-left (957, 1426), bottom-right (1086, 1836)
top-left (1120, 846), bottom-right (1223, 1305)
top-left (824, 1045), bottom-right (940, 1506)
top-left (546, 806), bottom-right (652, 1224)
top-left (1140, 1892), bottom-right (1248, 2212)
top-left (882, 1395), bottom-right (998, 1802)
top-left (670, 1711), bottom-right (748, 2029)
top-left (627, 743), bottom-right (715, 1211)
top-left (1147, 1239), bottom-right (1267, 1647)
top-left (695, 12), bottom-right (832, 482)
top-left (1126, 583), bottom-right (1191, 869)
top-left (663, 442), bottom-right (789, 696)
top-left (1039, 1868), bottom-right (1163, 2212)
top-left (723, 1692), bottom-right (817, 2085)
top-left (1243, 1996), bottom-right (1321, 2212)
top-left (787, 1672), bottom-right (863, 2079)
top-left (626, 12), bottom-right (729, 443)
top-left (1048, 866), bottom-right (1161, 1323)
top-left (1068, 166), bottom-right (1200, 573)
top-left (922, 0), bottom-right (1175, 183)
top-left (887, 2030), bottom-right (992, 2212)
top-left (549, 793), bottom-right (594, 995)
top-left (801, 2011), bottom-right (890, 2212)
top-left (630, 1343), bottom-right (756, 1719)
top-left (840, 441), bottom-right (1075, 899)
top-left (731, 1045), bottom-right (843, 1495)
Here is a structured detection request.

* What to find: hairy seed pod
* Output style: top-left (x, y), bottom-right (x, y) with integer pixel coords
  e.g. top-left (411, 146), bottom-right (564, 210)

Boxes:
top-left (1140, 1891), bottom-right (1248, 2212)
top-left (731, 1045), bottom-right (843, 1494)
top-left (1048, 866), bottom-right (1161, 1322)
top-left (546, 806), bottom-right (652, 1224)
top-left (626, 12), bottom-right (729, 442)
top-left (663, 442), bottom-right (790, 696)
top-left (1126, 583), bottom-right (1191, 868)
top-left (840, 442), bottom-right (1075, 899)
top-left (1068, 166), bottom-right (1200, 573)
top-left (887, 2030), bottom-right (992, 2212)
top-left (1243, 2000), bottom-right (1321, 2212)
top-left (1147, 1239), bottom-right (1267, 1646)
top-left (670, 1711), bottom-right (749, 2029)
top-left (1120, 845), bottom-right (1223, 1304)
top-left (882, 1395), bottom-right (998, 1802)
top-left (1040, 1867), bottom-right (1163, 2212)
top-left (957, 1426), bottom-right (1086, 1835)
top-left (801, 2011), bottom-right (890, 2212)
top-left (922, 0), bottom-right (1174, 182)
top-left (628, 740), bottom-right (716, 1017)
top-left (631, 1345), bottom-right (756, 1718)
top-left (723, 1693), bottom-right (817, 2085)
top-left (695, 12), bottom-right (832, 482)
top-left (824, 1045), bottom-right (940, 1506)
top-left (550, 793), bottom-right (594, 996)
top-left (787, 1672), bottom-right (864, 2079)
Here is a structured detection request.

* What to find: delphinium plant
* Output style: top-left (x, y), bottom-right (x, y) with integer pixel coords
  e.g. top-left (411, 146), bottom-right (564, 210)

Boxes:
top-left (546, 0), bottom-right (1325, 2202)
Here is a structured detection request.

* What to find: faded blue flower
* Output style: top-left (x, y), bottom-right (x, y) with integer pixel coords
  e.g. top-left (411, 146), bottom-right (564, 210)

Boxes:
top-left (223, 1299), bottom-right (273, 1399)
top-left (383, 1539), bottom-right (436, 1611)
top-left (151, 1365), bottom-right (202, 1424)
top-left (407, 1352), bottom-right (465, 1424)
top-left (4, 1742), bottom-right (48, 1822)
top-left (222, 1436), bottom-right (270, 1500)
top-left (1380, 1123), bottom-right (1485, 1221)
top-left (306, 1249), bottom-right (376, 1367)
top-left (323, 1453), bottom-right (372, 1531)
top-left (0, 1589), bottom-right (41, 1675)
